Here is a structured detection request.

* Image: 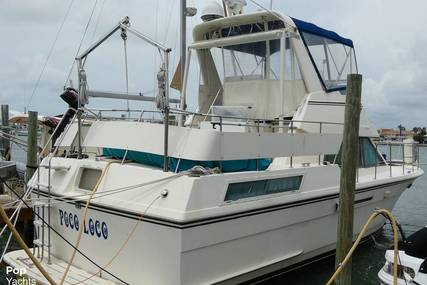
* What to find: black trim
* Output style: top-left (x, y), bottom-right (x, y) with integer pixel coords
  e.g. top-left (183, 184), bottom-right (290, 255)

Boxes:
top-left (355, 196), bottom-right (373, 204)
top-left (298, 31), bottom-right (348, 94)
top-left (307, 101), bottom-right (346, 106)
top-left (37, 179), bottom-right (412, 229)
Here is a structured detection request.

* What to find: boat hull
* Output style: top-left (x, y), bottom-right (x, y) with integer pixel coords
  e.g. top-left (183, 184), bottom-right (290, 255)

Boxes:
top-left (4, 177), bottom-right (414, 285)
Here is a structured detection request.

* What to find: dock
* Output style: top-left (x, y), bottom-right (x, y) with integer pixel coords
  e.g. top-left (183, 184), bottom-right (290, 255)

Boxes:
top-left (0, 193), bottom-right (33, 224)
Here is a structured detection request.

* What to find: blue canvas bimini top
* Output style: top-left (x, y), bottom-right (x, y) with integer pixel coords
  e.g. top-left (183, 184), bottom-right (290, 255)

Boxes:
top-left (291, 17), bottom-right (354, 48)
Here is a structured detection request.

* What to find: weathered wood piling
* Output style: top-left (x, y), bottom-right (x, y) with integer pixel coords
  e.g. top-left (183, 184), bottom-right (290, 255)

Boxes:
top-left (334, 74), bottom-right (363, 285)
top-left (26, 111), bottom-right (38, 183)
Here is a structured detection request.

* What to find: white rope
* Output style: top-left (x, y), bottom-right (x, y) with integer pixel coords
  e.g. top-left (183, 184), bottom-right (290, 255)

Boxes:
top-left (27, 0), bottom-right (75, 109)
top-left (70, 193), bottom-right (162, 285)
top-left (16, 165), bottom-right (218, 208)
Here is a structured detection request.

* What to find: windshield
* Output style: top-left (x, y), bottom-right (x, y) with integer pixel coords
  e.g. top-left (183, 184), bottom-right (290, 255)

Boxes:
top-left (301, 31), bottom-right (357, 92)
top-left (210, 38), bottom-right (301, 83)
top-left (213, 39), bottom-right (281, 82)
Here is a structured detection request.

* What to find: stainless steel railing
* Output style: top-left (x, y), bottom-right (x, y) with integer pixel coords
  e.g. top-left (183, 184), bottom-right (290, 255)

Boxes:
top-left (372, 141), bottom-right (426, 180)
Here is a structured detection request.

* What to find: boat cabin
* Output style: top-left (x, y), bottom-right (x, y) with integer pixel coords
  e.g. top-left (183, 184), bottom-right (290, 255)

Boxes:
top-left (185, 11), bottom-right (357, 125)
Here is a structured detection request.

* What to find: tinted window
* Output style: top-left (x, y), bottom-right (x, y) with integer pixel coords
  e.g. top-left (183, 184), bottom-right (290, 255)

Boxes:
top-left (325, 137), bottom-right (384, 168)
top-left (360, 137), bottom-right (382, 168)
top-left (225, 176), bottom-right (303, 201)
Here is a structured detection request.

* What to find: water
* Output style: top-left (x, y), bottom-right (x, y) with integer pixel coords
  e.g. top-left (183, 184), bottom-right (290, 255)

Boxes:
top-left (0, 146), bottom-right (426, 285)
top-left (263, 146), bottom-right (427, 284)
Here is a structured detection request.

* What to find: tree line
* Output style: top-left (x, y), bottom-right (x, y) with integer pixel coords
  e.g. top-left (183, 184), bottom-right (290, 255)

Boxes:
top-left (397, 125), bottom-right (427, 143)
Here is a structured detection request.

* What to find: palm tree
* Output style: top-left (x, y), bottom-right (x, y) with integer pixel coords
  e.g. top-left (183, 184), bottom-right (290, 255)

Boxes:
top-left (397, 124), bottom-right (405, 137)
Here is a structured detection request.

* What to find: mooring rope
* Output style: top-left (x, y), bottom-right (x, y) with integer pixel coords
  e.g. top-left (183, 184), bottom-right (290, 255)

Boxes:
top-left (325, 209), bottom-right (400, 285)
top-left (71, 193), bottom-right (162, 285)
top-left (59, 160), bottom-right (114, 285)
top-left (0, 193), bottom-right (58, 284)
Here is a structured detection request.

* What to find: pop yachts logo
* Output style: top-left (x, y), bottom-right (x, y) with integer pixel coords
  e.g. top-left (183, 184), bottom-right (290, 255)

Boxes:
top-left (59, 209), bottom-right (108, 240)
top-left (5, 267), bottom-right (36, 285)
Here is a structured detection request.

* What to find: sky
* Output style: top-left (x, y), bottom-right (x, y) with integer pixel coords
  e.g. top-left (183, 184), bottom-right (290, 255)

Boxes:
top-left (0, 0), bottom-right (426, 129)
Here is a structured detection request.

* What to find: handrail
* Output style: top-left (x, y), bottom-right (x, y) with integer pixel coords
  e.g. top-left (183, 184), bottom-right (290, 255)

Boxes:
top-left (371, 141), bottom-right (425, 181)
top-left (168, 107), bottom-right (344, 127)
top-left (84, 106), bottom-right (344, 127)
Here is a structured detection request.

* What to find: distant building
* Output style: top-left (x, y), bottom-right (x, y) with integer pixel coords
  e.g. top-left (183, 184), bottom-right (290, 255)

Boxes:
top-left (378, 128), bottom-right (414, 140)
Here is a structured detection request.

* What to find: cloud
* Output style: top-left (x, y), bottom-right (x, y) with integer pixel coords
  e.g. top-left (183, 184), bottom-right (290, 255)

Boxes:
top-left (0, 0), bottom-right (425, 129)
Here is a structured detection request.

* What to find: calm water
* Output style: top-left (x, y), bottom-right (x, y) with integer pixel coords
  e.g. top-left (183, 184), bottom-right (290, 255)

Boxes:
top-left (263, 146), bottom-right (427, 284)
top-left (0, 146), bottom-right (426, 285)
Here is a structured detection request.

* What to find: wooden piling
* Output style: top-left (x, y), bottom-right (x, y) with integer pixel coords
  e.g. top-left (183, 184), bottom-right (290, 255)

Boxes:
top-left (26, 111), bottom-right (38, 183)
top-left (0, 104), bottom-right (9, 195)
top-left (22, 111), bottom-right (38, 246)
top-left (1, 104), bottom-right (10, 160)
top-left (334, 74), bottom-right (362, 285)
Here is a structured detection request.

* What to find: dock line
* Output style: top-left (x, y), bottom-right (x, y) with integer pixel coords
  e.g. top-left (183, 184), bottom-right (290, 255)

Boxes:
top-left (326, 208), bottom-right (400, 285)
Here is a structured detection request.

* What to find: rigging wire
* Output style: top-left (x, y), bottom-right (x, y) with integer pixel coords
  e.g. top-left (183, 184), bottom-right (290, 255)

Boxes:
top-left (26, 0), bottom-right (75, 109)
top-left (247, 0), bottom-right (293, 29)
top-left (0, 192), bottom-right (25, 264)
top-left (63, 0), bottom-right (99, 89)
top-left (0, 182), bottom-right (33, 240)
top-left (14, 170), bottom-right (187, 208)
top-left (90, 0), bottom-right (106, 41)
top-left (0, 176), bottom-right (129, 285)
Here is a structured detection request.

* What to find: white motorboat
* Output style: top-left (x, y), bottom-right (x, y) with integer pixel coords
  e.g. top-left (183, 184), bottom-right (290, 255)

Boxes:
top-left (378, 227), bottom-right (427, 285)
top-left (3, 2), bottom-right (424, 284)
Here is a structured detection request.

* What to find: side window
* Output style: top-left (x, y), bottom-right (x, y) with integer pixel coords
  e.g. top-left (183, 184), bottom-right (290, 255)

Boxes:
top-left (324, 137), bottom-right (383, 167)
top-left (360, 137), bottom-right (383, 168)
top-left (78, 168), bottom-right (102, 191)
top-left (324, 154), bottom-right (337, 164)
top-left (225, 176), bottom-right (303, 202)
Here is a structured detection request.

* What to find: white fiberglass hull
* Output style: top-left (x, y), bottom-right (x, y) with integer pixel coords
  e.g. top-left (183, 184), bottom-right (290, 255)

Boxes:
top-left (5, 177), bottom-right (415, 285)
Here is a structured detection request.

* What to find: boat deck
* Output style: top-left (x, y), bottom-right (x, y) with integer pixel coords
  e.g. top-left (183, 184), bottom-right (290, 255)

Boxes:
top-left (3, 249), bottom-right (117, 285)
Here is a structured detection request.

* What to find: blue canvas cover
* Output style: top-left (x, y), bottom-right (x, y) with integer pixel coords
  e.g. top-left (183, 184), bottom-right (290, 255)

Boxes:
top-left (103, 148), bottom-right (271, 173)
top-left (291, 17), bottom-right (354, 48)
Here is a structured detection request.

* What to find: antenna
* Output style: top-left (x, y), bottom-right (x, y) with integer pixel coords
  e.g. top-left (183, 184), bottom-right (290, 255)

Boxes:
top-left (224, 0), bottom-right (247, 15)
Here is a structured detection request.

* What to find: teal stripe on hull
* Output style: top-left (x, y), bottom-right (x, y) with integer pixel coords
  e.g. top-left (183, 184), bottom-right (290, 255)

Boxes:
top-left (103, 148), bottom-right (271, 173)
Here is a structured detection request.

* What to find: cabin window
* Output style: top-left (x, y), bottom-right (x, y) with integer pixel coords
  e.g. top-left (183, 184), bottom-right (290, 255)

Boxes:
top-left (360, 137), bottom-right (382, 167)
top-left (327, 138), bottom-right (385, 168)
top-left (215, 39), bottom-right (281, 81)
top-left (225, 176), bottom-right (303, 201)
top-left (212, 38), bottom-right (302, 83)
top-left (78, 168), bottom-right (102, 191)
top-left (324, 154), bottom-right (336, 164)
top-left (300, 32), bottom-right (357, 92)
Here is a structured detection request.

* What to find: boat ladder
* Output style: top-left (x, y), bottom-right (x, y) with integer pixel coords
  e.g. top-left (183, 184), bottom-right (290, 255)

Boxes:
top-left (32, 161), bottom-right (54, 264)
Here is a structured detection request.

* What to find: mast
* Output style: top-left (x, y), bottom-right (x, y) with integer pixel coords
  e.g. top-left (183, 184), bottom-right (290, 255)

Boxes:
top-left (179, 0), bottom-right (186, 126)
